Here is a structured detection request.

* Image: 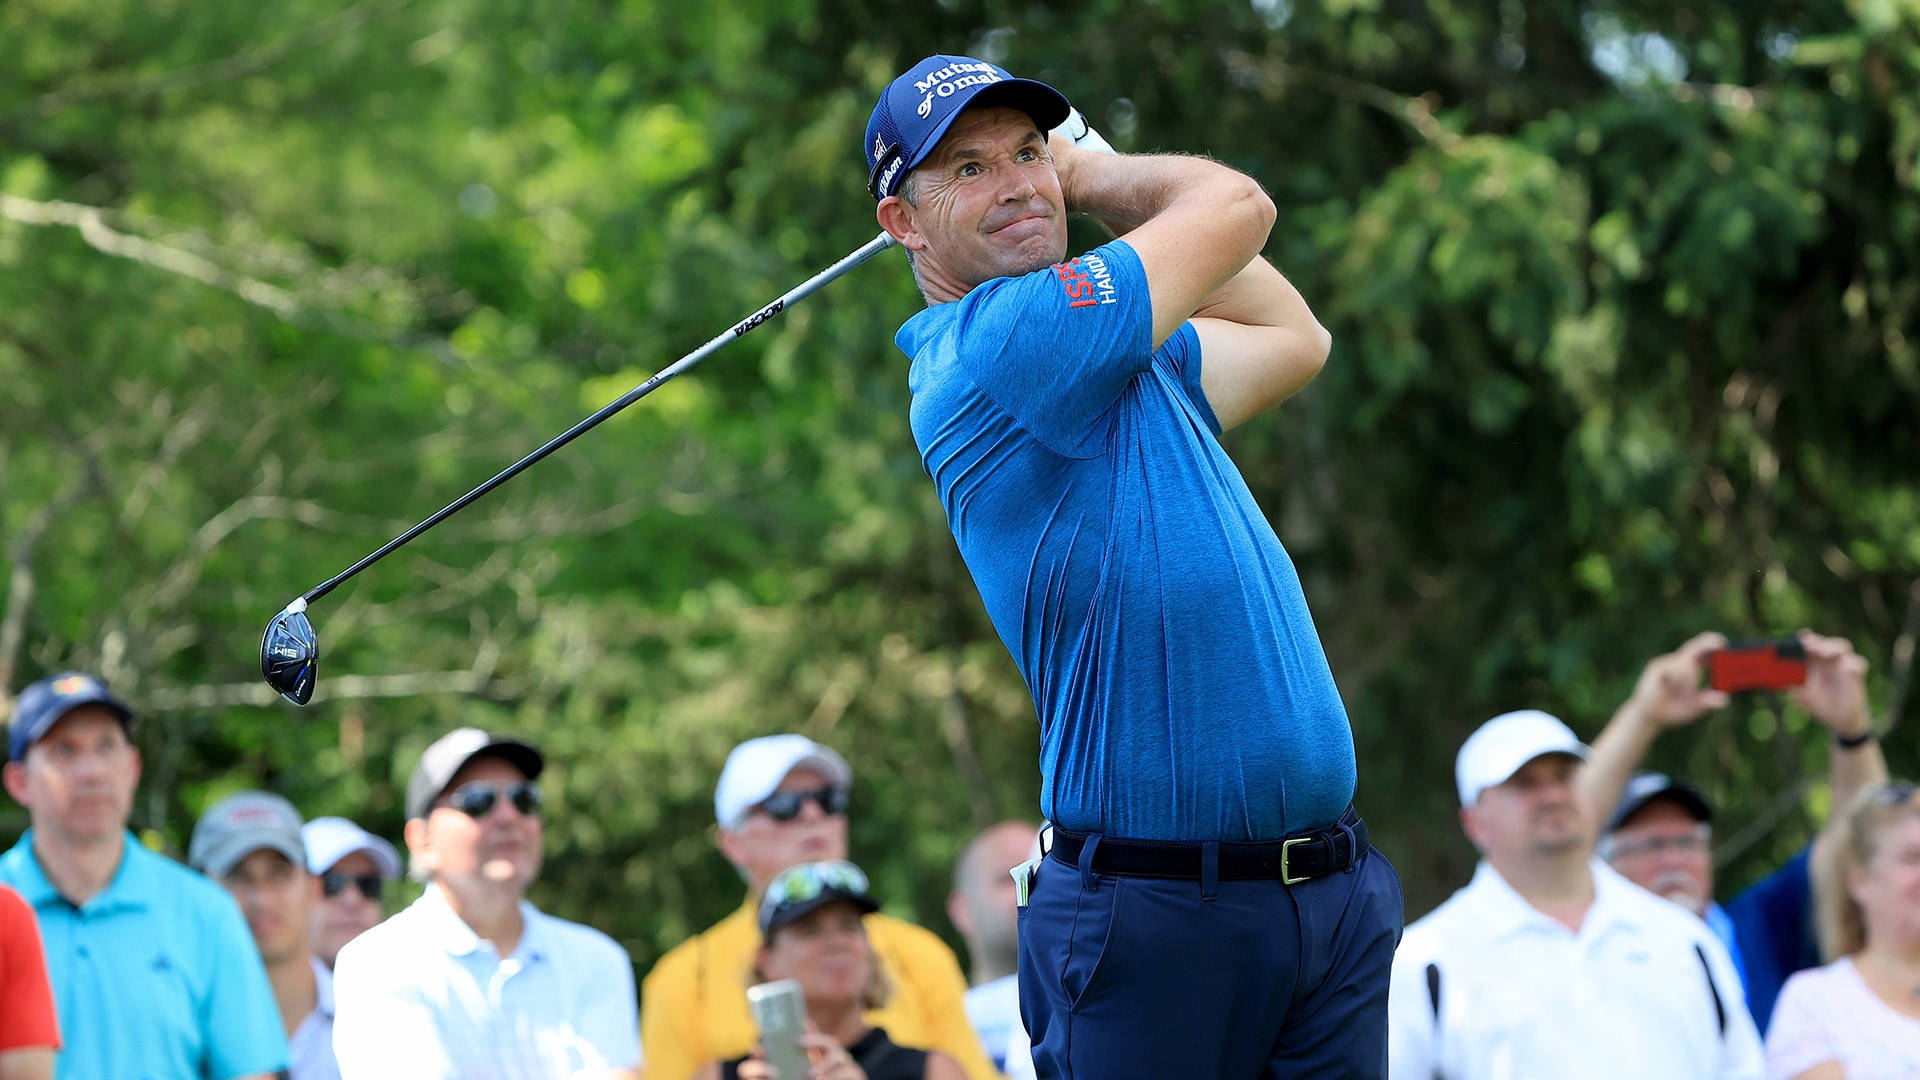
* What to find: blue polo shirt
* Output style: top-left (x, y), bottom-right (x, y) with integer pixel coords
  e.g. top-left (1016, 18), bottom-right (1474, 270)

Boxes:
top-left (898, 239), bottom-right (1356, 841)
top-left (0, 830), bottom-right (288, 1080)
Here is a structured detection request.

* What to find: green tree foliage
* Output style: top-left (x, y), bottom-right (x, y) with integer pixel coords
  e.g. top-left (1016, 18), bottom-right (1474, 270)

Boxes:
top-left (2, 0), bottom-right (1917, 971)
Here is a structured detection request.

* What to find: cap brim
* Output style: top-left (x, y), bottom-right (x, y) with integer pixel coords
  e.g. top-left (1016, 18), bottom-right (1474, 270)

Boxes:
top-left (409, 737), bottom-right (545, 819)
top-left (198, 835), bottom-right (306, 879)
top-left (903, 77), bottom-right (1072, 175)
top-left (1608, 786), bottom-right (1713, 833)
top-left (762, 891), bottom-right (881, 939)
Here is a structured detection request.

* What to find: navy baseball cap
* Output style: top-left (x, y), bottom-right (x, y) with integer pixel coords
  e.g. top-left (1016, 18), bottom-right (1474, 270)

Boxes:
top-left (1607, 772), bottom-right (1714, 834)
top-left (8, 672), bottom-right (134, 762)
top-left (865, 55), bottom-right (1070, 201)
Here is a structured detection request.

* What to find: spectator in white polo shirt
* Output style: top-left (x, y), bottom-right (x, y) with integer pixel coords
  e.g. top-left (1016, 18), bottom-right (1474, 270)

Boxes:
top-left (189, 792), bottom-right (340, 1080)
top-left (330, 728), bottom-right (642, 1080)
top-left (299, 817), bottom-right (400, 971)
top-left (1388, 709), bottom-right (1764, 1080)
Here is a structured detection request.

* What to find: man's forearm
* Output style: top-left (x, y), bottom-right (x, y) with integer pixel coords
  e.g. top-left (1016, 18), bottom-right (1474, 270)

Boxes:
top-left (1058, 149), bottom-right (1256, 233)
top-left (1577, 701), bottom-right (1662, 830)
top-left (1195, 254), bottom-right (1320, 332)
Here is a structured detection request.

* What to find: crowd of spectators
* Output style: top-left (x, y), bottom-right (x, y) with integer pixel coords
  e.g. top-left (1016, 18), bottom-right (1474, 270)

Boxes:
top-left (0, 627), bottom-right (1910, 1079)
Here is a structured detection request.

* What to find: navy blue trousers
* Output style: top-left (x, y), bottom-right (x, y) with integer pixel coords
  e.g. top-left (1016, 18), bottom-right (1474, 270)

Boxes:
top-left (1017, 837), bottom-right (1402, 1079)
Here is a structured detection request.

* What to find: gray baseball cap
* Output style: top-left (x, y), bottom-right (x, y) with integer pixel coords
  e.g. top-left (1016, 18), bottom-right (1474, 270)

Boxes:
top-left (189, 792), bottom-right (307, 879)
top-left (405, 727), bottom-right (544, 820)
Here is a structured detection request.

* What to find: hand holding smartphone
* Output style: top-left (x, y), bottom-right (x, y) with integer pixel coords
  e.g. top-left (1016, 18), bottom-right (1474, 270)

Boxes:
top-left (747, 979), bottom-right (811, 1080)
top-left (1707, 637), bottom-right (1808, 693)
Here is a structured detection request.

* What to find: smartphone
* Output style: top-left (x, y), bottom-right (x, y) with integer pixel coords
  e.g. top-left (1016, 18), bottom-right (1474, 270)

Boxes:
top-left (746, 979), bottom-right (810, 1080)
top-left (1708, 637), bottom-right (1807, 693)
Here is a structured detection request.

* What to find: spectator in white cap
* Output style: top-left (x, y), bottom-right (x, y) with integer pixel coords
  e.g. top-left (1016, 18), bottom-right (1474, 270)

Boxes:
top-left (641, 734), bottom-right (995, 1080)
top-left (1387, 710), bottom-right (1764, 1080)
top-left (330, 728), bottom-right (641, 1080)
top-left (190, 792), bottom-right (339, 1080)
top-left (300, 817), bottom-right (401, 970)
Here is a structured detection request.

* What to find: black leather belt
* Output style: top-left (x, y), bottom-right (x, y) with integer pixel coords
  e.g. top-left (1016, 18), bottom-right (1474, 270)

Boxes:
top-left (1045, 806), bottom-right (1368, 885)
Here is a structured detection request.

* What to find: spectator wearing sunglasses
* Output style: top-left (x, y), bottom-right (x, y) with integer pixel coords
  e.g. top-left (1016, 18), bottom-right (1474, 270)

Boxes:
top-left (643, 735), bottom-right (994, 1080)
top-left (299, 817), bottom-right (400, 971)
top-left (331, 728), bottom-right (641, 1080)
top-left (694, 861), bottom-right (967, 1080)
top-left (190, 792), bottom-right (340, 1080)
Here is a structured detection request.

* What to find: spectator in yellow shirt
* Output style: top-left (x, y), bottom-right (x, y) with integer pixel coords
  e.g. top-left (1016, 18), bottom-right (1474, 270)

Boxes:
top-left (641, 735), bottom-right (999, 1080)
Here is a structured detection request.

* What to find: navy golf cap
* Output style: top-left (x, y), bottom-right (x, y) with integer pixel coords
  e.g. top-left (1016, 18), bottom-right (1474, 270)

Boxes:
top-left (865, 55), bottom-right (1070, 201)
top-left (1607, 771), bottom-right (1714, 834)
top-left (9, 672), bottom-right (133, 762)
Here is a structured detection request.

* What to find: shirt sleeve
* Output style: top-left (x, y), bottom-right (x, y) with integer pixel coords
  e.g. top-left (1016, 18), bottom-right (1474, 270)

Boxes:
top-left (0, 888), bottom-right (60, 1052)
top-left (639, 942), bottom-right (706, 1080)
top-left (331, 939), bottom-right (459, 1080)
top-left (953, 240), bottom-right (1154, 456)
top-left (1762, 970), bottom-right (1839, 1080)
top-left (893, 926), bottom-right (1004, 1080)
top-left (199, 888), bottom-right (291, 1079)
top-left (1385, 935), bottom-right (1439, 1080)
top-left (1152, 323), bottom-right (1218, 436)
top-left (576, 933), bottom-right (642, 1070)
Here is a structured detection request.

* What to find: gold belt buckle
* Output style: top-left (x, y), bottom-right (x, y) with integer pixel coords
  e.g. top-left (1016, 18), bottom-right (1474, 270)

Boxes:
top-left (1280, 836), bottom-right (1311, 885)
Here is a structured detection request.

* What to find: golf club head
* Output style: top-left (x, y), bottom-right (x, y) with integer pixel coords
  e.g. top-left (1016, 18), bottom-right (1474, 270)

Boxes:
top-left (260, 599), bottom-right (318, 706)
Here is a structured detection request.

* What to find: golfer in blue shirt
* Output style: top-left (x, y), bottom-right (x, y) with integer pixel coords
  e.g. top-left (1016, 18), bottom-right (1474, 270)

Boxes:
top-left (865, 57), bottom-right (1403, 1078)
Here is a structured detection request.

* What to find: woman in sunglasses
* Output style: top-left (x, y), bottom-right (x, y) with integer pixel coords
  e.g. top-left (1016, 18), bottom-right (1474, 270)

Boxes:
top-left (695, 861), bottom-right (965, 1080)
top-left (1765, 780), bottom-right (1920, 1079)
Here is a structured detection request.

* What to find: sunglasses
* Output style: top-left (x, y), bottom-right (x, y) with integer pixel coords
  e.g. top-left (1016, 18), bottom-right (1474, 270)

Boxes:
top-left (1873, 781), bottom-right (1918, 806)
top-left (320, 870), bottom-right (384, 902)
top-left (759, 860), bottom-right (871, 926)
top-left (444, 779), bottom-right (543, 819)
top-left (753, 785), bottom-right (849, 823)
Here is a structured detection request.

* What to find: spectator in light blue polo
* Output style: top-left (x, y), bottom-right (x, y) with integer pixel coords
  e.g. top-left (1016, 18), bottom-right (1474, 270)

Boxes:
top-left (0, 671), bottom-right (287, 1080)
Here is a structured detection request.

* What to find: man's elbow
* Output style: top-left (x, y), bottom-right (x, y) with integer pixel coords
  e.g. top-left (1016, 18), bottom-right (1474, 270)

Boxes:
top-left (1226, 177), bottom-right (1277, 252)
top-left (1305, 320), bottom-right (1332, 372)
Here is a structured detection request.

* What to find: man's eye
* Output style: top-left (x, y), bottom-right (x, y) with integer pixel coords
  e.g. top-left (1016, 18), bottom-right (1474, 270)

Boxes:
top-left (1017, 149), bottom-right (1037, 161)
top-left (959, 163), bottom-right (981, 177)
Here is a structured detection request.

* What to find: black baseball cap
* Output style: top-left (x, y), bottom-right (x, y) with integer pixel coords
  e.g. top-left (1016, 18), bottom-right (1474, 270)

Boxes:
top-left (757, 860), bottom-right (881, 940)
top-left (405, 727), bottom-right (544, 820)
top-left (1607, 772), bottom-right (1714, 834)
top-left (9, 672), bottom-right (133, 762)
top-left (864, 55), bottom-right (1071, 201)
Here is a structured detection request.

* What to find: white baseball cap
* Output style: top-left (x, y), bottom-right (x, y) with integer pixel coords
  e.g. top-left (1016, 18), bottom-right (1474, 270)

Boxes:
top-left (301, 816), bottom-right (402, 879)
top-left (1455, 709), bottom-right (1590, 808)
top-left (714, 734), bottom-right (853, 829)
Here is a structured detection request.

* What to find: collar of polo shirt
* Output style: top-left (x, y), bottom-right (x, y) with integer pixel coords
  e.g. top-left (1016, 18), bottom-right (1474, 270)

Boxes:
top-left (422, 883), bottom-right (548, 961)
top-left (1469, 857), bottom-right (1647, 944)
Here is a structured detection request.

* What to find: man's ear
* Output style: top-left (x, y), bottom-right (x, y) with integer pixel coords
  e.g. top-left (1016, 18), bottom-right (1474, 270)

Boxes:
top-left (715, 826), bottom-right (746, 868)
top-left (2, 760), bottom-right (28, 807)
top-left (946, 890), bottom-right (972, 938)
top-left (876, 195), bottom-right (925, 253)
top-left (403, 817), bottom-right (432, 874)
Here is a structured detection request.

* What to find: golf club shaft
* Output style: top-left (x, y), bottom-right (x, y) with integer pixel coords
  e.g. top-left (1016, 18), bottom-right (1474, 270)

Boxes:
top-left (300, 230), bottom-right (898, 606)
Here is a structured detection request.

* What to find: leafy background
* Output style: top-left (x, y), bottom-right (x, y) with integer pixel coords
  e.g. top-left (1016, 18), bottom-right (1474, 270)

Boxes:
top-left (3, 0), bottom-right (1917, 974)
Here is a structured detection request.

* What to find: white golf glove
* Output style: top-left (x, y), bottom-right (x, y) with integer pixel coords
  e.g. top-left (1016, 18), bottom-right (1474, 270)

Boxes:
top-left (1053, 106), bottom-right (1116, 155)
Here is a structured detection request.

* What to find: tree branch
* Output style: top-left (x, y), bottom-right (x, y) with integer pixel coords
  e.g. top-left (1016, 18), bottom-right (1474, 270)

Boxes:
top-left (0, 465), bottom-right (99, 703)
top-left (20, 0), bottom-right (406, 119)
top-left (0, 194), bottom-right (462, 363)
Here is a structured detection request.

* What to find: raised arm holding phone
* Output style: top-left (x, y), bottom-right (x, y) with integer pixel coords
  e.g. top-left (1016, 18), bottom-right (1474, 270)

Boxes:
top-left (1579, 629), bottom-right (1888, 1031)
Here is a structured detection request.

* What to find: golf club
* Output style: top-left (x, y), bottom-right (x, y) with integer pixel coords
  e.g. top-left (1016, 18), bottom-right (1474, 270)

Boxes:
top-left (260, 230), bottom-right (898, 705)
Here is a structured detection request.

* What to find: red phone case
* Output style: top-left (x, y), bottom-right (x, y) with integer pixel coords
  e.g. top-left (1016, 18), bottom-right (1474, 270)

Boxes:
top-left (1708, 640), bottom-right (1807, 693)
